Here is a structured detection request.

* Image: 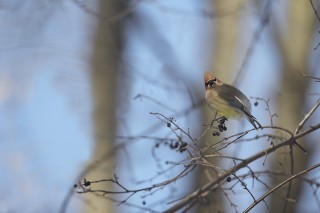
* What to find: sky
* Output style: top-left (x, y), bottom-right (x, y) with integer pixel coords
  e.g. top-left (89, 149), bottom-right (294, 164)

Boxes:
top-left (0, 1), bottom-right (92, 212)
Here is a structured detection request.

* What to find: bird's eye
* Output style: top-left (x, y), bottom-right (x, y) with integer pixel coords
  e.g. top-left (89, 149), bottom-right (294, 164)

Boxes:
top-left (205, 78), bottom-right (216, 88)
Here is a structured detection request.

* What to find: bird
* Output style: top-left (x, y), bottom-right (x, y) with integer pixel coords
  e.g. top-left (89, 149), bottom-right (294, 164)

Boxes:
top-left (204, 72), bottom-right (262, 130)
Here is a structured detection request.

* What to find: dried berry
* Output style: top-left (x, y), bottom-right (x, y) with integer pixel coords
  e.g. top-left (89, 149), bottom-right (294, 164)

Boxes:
top-left (212, 131), bottom-right (220, 136)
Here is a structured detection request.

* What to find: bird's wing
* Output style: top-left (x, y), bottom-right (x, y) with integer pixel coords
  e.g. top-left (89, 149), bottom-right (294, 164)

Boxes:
top-left (215, 83), bottom-right (252, 113)
top-left (215, 83), bottom-right (262, 129)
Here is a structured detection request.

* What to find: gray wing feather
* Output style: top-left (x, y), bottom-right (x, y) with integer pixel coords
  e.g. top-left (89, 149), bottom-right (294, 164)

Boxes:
top-left (215, 84), bottom-right (262, 129)
top-left (215, 84), bottom-right (252, 113)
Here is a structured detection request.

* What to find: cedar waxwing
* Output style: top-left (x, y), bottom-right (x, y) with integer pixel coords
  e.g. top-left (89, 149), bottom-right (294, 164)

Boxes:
top-left (204, 72), bottom-right (262, 130)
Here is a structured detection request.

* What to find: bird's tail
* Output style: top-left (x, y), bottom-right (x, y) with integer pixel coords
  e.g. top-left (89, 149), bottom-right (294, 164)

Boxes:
top-left (241, 108), bottom-right (262, 130)
top-left (248, 115), bottom-right (262, 130)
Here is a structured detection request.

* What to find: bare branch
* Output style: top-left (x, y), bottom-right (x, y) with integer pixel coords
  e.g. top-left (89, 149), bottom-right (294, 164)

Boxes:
top-left (244, 162), bottom-right (320, 213)
top-left (163, 124), bottom-right (320, 213)
top-left (295, 99), bottom-right (320, 134)
top-left (309, 0), bottom-right (320, 23)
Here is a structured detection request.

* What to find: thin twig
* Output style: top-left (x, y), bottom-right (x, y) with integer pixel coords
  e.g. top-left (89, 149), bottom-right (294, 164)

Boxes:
top-left (233, 174), bottom-right (256, 202)
top-left (310, 0), bottom-right (320, 23)
top-left (163, 124), bottom-right (320, 213)
top-left (244, 163), bottom-right (320, 213)
top-left (299, 70), bottom-right (320, 82)
top-left (134, 94), bottom-right (178, 112)
top-left (282, 144), bottom-right (294, 213)
top-left (234, 0), bottom-right (273, 86)
top-left (294, 99), bottom-right (320, 134)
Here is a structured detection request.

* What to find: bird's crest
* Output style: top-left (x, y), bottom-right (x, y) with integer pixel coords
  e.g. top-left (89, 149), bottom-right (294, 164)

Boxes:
top-left (204, 72), bottom-right (215, 82)
top-left (204, 72), bottom-right (223, 86)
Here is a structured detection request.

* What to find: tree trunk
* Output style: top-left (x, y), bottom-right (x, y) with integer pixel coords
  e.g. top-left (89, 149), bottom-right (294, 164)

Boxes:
top-left (270, 0), bottom-right (315, 212)
top-left (84, 1), bottom-right (123, 212)
top-left (197, 1), bottom-right (244, 212)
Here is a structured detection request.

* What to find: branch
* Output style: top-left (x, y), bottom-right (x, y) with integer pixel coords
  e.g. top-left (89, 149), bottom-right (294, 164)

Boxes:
top-left (310, 0), bottom-right (320, 23)
top-left (244, 162), bottom-right (320, 213)
top-left (163, 124), bottom-right (320, 213)
top-left (234, 0), bottom-right (272, 86)
top-left (294, 99), bottom-right (320, 134)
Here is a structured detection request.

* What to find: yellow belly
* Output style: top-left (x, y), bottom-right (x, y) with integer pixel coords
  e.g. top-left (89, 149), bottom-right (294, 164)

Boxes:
top-left (206, 91), bottom-right (242, 119)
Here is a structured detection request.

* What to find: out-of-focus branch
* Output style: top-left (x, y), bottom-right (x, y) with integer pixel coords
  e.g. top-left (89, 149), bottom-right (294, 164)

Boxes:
top-left (299, 70), bottom-right (320, 82)
top-left (295, 99), bottom-right (320, 134)
top-left (310, 0), bottom-right (320, 22)
top-left (72, 0), bottom-right (141, 23)
top-left (234, 0), bottom-right (273, 87)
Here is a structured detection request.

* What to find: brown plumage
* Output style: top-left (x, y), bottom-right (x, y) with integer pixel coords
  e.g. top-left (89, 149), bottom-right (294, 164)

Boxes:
top-left (204, 72), bottom-right (262, 130)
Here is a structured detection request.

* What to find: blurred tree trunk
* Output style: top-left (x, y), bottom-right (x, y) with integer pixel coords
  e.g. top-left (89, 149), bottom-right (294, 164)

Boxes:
top-left (84, 1), bottom-right (123, 213)
top-left (211, 1), bottom-right (245, 80)
top-left (270, 0), bottom-right (315, 212)
top-left (198, 1), bottom-right (244, 212)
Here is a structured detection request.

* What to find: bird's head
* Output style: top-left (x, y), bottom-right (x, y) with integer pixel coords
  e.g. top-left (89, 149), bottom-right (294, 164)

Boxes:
top-left (204, 72), bottom-right (223, 90)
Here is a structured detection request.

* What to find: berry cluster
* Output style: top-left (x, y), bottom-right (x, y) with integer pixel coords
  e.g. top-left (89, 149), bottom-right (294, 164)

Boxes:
top-left (212, 117), bottom-right (228, 136)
